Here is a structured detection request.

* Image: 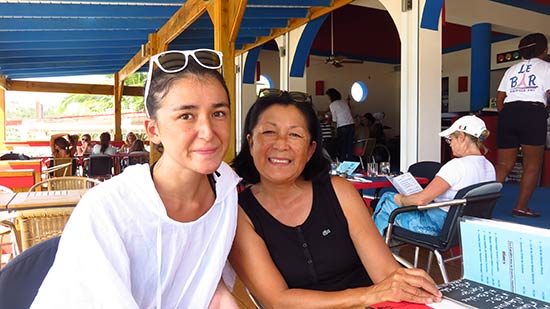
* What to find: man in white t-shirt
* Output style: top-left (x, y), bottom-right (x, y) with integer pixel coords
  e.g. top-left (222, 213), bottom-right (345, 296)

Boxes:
top-left (327, 88), bottom-right (355, 161)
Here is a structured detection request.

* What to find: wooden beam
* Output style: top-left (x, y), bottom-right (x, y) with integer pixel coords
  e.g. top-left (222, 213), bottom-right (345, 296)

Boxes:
top-left (6, 80), bottom-right (143, 96)
top-left (0, 75), bottom-right (6, 91)
top-left (156, 0), bottom-right (209, 46)
top-left (118, 0), bottom-right (208, 82)
top-left (208, 0), bottom-right (236, 162)
top-left (229, 0), bottom-right (247, 43)
top-left (237, 0), bottom-right (354, 55)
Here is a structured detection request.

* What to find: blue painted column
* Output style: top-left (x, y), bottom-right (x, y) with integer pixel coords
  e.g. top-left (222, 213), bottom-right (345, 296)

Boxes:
top-left (470, 23), bottom-right (491, 111)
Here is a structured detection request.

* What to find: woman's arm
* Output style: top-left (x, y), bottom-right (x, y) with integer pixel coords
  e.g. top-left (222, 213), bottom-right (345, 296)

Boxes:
top-left (332, 177), bottom-right (442, 304)
top-left (208, 279), bottom-right (239, 309)
top-left (394, 176), bottom-right (451, 207)
top-left (496, 91), bottom-right (507, 112)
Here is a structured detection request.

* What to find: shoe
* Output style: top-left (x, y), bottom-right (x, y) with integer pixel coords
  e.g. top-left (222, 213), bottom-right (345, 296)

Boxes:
top-left (512, 208), bottom-right (541, 218)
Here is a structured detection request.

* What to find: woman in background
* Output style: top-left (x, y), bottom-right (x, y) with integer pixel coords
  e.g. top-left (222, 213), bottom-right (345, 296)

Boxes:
top-left (92, 132), bottom-right (118, 155)
top-left (495, 32), bottom-right (550, 218)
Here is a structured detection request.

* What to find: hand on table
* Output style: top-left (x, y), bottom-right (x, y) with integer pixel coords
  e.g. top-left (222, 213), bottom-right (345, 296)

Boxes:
top-left (368, 268), bottom-right (442, 305)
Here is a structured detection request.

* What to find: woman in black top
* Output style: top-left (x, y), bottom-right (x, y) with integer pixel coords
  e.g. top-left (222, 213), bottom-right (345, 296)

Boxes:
top-left (230, 92), bottom-right (441, 308)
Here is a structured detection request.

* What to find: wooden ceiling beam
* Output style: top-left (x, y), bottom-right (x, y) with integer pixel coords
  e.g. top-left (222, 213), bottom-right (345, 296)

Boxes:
top-left (7, 80), bottom-right (143, 97)
top-left (230, 0), bottom-right (247, 43)
top-left (118, 0), bottom-right (208, 81)
top-left (237, 0), bottom-right (354, 55)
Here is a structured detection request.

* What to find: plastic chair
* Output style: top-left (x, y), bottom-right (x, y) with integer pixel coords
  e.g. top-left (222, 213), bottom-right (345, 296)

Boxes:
top-left (28, 176), bottom-right (101, 192)
top-left (407, 161), bottom-right (443, 186)
top-left (85, 155), bottom-right (113, 180)
top-left (0, 236), bottom-right (60, 309)
top-left (352, 138), bottom-right (376, 170)
top-left (384, 181), bottom-right (502, 283)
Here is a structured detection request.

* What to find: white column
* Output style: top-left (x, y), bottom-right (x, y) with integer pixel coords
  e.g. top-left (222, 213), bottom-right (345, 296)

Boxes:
top-left (288, 24), bottom-right (308, 93)
top-left (275, 33), bottom-right (290, 91)
top-left (382, 0), bottom-right (442, 170)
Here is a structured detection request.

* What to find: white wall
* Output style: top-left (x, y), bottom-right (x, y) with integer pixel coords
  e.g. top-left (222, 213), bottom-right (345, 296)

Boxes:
top-left (305, 55), bottom-right (401, 137)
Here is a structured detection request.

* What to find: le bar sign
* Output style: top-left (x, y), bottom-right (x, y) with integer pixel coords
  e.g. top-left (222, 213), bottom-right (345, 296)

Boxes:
top-left (497, 50), bottom-right (520, 64)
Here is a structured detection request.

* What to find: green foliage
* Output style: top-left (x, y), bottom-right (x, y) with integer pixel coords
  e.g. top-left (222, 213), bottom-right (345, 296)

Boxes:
top-left (57, 72), bottom-right (146, 115)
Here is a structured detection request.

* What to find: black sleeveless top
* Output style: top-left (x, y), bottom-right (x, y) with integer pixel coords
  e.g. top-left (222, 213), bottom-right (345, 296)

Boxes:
top-left (239, 174), bottom-right (373, 291)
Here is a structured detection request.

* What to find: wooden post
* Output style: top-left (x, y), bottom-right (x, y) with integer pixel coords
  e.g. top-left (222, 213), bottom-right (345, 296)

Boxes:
top-left (0, 75), bottom-right (7, 149)
top-left (208, 0), bottom-right (245, 162)
top-left (114, 73), bottom-right (123, 142)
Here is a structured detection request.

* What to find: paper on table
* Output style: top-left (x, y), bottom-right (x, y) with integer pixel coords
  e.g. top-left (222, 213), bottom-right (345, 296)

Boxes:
top-left (428, 298), bottom-right (471, 309)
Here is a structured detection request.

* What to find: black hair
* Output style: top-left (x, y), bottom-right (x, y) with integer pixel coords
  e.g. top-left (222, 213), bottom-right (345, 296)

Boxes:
top-left (325, 88), bottom-right (341, 101)
top-left (232, 93), bottom-right (330, 184)
top-left (145, 57), bottom-right (230, 120)
top-left (99, 132), bottom-right (111, 153)
top-left (518, 33), bottom-right (548, 60)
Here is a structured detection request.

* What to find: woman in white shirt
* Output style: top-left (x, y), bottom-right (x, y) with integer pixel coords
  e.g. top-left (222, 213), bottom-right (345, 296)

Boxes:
top-left (32, 49), bottom-right (240, 308)
top-left (373, 115), bottom-right (495, 236)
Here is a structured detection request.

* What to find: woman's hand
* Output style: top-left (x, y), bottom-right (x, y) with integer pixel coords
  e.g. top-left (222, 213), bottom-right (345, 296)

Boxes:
top-left (366, 268), bottom-right (442, 305)
top-left (393, 194), bottom-right (403, 206)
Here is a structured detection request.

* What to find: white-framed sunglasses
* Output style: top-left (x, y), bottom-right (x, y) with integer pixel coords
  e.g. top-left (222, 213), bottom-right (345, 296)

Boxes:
top-left (143, 49), bottom-right (223, 117)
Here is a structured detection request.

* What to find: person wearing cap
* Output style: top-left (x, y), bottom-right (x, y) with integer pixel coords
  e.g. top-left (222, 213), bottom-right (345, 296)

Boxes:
top-left (495, 33), bottom-right (550, 218)
top-left (373, 115), bottom-right (495, 236)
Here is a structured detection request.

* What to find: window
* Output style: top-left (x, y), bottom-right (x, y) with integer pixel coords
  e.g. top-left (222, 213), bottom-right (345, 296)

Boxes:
top-left (256, 74), bottom-right (273, 96)
top-left (351, 81), bottom-right (368, 103)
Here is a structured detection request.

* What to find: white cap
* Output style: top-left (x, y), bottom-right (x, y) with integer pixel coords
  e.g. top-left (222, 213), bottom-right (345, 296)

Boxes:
top-left (439, 115), bottom-right (487, 139)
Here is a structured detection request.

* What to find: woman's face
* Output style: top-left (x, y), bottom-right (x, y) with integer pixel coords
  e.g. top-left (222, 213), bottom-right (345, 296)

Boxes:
top-left (248, 104), bottom-right (316, 184)
top-left (127, 133), bottom-right (136, 144)
top-left (146, 75), bottom-right (230, 175)
top-left (448, 132), bottom-right (467, 157)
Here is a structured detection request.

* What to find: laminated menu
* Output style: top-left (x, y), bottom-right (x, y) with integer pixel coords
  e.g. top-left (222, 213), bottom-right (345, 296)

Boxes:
top-left (385, 172), bottom-right (423, 196)
top-left (459, 217), bottom-right (550, 302)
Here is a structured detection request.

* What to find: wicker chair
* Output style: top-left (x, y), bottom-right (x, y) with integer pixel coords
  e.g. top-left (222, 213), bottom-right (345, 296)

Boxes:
top-left (1, 186), bottom-right (15, 267)
top-left (12, 207), bottom-right (74, 252)
top-left (28, 176), bottom-right (101, 192)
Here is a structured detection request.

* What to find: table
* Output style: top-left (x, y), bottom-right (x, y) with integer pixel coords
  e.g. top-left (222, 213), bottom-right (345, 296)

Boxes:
top-left (5, 189), bottom-right (86, 211)
top-left (0, 192), bottom-right (16, 208)
top-left (348, 175), bottom-right (429, 195)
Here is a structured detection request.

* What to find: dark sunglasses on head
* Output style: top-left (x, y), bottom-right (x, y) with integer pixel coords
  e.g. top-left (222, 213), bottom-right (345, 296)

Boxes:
top-left (144, 49), bottom-right (223, 117)
top-left (258, 88), bottom-right (311, 104)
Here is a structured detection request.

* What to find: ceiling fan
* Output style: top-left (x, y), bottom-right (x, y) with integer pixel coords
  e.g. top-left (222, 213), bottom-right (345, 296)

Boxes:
top-left (325, 12), bottom-right (363, 68)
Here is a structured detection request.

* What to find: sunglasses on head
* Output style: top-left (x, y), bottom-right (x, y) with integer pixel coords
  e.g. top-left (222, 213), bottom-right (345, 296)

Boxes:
top-left (144, 49), bottom-right (223, 117)
top-left (257, 88), bottom-right (311, 104)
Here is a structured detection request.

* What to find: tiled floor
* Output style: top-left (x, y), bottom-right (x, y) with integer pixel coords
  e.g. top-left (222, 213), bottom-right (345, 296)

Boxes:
top-left (232, 245), bottom-right (464, 308)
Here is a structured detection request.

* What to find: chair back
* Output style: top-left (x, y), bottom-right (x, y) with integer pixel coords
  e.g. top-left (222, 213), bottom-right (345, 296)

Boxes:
top-left (28, 176), bottom-right (101, 192)
top-left (438, 181), bottom-right (502, 250)
top-left (0, 236), bottom-right (60, 309)
top-left (353, 138), bottom-right (376, 158)
top-left (13, 207), bottom-right (73, 252)
top-left (87, 155), bottom-right (113, 178)
top-left (408, 161), bottom-right (442, 183)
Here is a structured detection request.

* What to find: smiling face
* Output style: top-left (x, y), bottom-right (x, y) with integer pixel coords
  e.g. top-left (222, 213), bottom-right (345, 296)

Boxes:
top-left (248, 104), bottom-right (316, 184)
top-left (145, 74), bottom-right (230, 175)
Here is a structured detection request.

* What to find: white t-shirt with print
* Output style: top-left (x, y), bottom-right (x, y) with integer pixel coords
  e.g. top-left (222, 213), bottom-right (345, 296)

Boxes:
top-left (498, 58), bottom-right (550, 104)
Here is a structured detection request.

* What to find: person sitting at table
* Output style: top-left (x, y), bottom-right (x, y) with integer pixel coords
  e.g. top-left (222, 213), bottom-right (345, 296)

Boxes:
top-left (50, 135), bottom-right (71, 158)
top-left (119, 131), bottom-right (137, 153)
top-left (77, 133), bottom-right (94, 156)
top-left (31, 49), bottom-right (239, 308)
top-left (128, 140), bottom-right (149, 165)
top-left (373, 115), bottom-right (495, 236)
top-left (91, 132), bottom-right (118, 155)
top-left (230, 91), bottom-right (442, 308)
